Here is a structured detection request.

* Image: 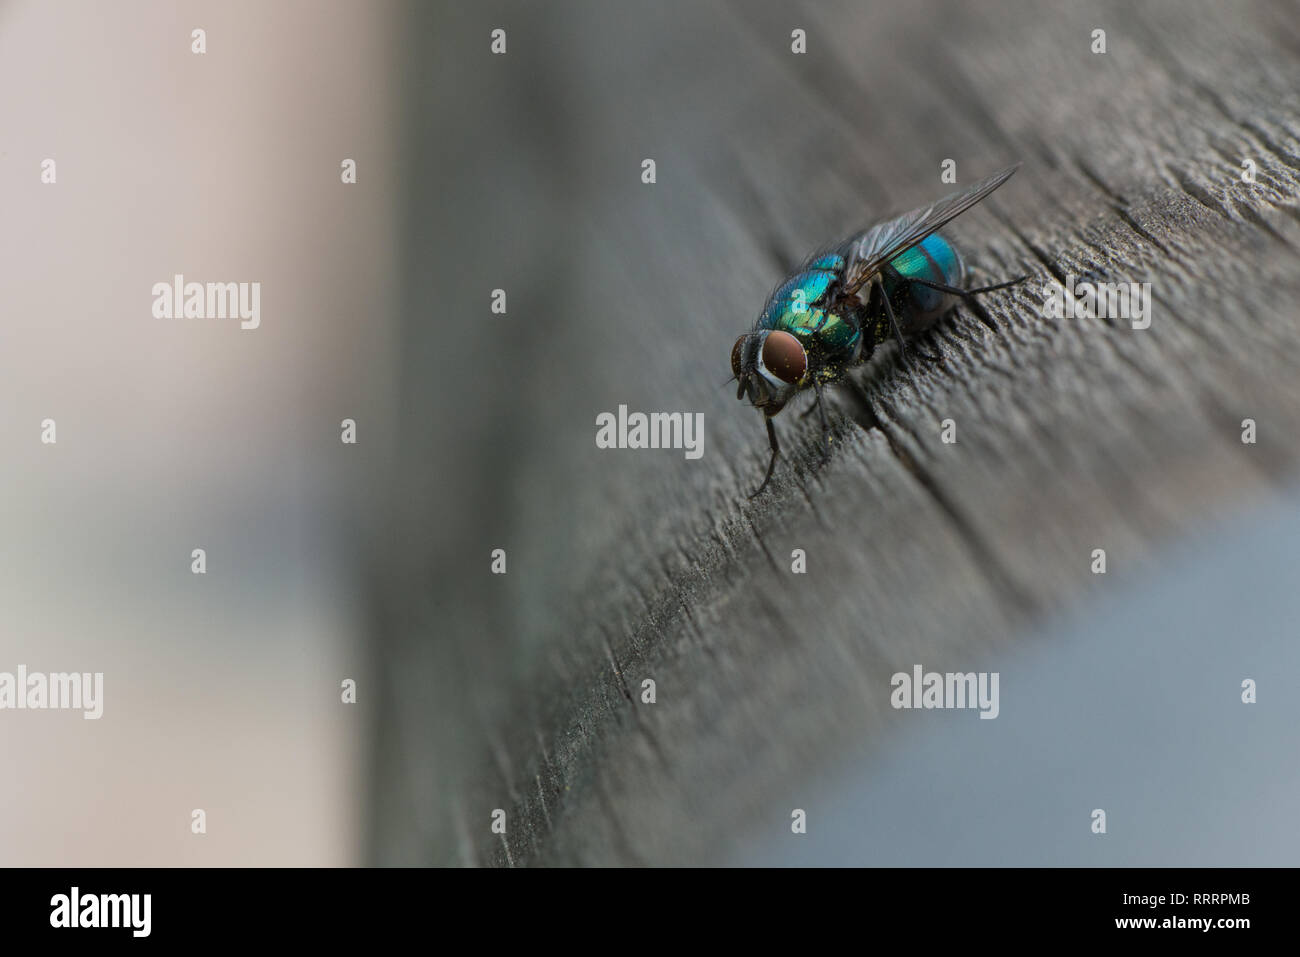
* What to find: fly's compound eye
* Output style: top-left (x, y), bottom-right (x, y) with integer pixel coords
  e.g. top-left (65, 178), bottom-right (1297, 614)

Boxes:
top-left (761, 330), bottom-right (807, 384)
top-left (730, 336), bottom-right (747, 379)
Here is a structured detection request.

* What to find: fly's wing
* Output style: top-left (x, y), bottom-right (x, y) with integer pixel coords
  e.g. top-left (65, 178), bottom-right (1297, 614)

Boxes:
top-left (840, 164), bottom-right (1019, 295)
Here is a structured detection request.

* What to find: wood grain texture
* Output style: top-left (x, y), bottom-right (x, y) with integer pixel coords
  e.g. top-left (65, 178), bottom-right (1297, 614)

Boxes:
top-left (368, 0), bottom-right (1300, 865)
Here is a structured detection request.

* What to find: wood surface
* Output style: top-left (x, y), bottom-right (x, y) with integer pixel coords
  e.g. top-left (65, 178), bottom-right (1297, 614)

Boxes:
top-left (367, 0), bottom-right (1300, 865)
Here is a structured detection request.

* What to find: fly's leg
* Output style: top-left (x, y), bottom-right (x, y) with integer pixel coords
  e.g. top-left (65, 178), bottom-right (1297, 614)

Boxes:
top-left (907, 274), bottom-right (1029, 298)
top-left (876, 278), bottom-right (915, 373)
top-left (813, 378), bottom-right (831, 461)
top-left (903, 274), bottom-right (1029, 359)
top-left (797, 363), bottom-right (833, 460)
top-left (797, 377), bottom-right (830, 427)
top-left (748, 416), bottom-right (780, 498)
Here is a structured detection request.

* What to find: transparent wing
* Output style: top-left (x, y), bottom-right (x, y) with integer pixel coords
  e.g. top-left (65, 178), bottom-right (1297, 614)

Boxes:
top-left (841, 164), bottom-right (1019, 295)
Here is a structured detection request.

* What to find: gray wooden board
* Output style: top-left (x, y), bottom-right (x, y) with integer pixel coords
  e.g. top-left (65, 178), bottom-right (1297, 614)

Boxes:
top-left (367, 0), bottom-right (1300, 864)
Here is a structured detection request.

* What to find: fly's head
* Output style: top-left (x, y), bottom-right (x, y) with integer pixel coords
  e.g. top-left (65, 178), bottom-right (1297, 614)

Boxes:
top-left (730, 329), bottom-right (808, 417)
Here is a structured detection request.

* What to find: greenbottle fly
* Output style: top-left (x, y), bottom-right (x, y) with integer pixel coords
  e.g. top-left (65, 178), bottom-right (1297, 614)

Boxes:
top-left (730, 164), bottom-right (1025, 496)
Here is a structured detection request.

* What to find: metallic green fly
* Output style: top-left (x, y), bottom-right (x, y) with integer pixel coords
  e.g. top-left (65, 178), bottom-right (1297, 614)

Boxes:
top-left (730, 164), bottom-right (1025, 496)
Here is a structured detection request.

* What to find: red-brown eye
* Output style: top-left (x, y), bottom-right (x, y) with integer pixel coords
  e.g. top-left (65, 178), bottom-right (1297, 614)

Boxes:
top-left (761, 330), bottom-right (807, 384)
top-left (730, 336), bottom-right (747, 378)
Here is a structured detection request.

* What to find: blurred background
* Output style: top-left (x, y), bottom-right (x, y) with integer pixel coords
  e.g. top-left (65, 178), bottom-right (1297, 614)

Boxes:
top-left (2, 0), bottom-right (1298, 866)
top-left (0, 0), bottom-right (400, 864)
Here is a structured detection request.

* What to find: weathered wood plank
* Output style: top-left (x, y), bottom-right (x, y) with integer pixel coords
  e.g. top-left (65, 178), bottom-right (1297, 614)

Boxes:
top-left (369, 0), bottom-right (1300, 865)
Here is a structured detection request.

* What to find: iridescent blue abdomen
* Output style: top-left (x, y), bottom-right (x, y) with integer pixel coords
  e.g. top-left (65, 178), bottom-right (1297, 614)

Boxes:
top-left (883, 233), bottom-right (965, 332)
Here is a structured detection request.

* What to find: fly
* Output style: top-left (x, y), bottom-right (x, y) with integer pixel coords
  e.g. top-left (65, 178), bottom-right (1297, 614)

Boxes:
top-left (730, 164), bottom-right (1026, 497)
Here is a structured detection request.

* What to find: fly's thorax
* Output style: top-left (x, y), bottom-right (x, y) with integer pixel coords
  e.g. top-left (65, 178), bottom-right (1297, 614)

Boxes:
top-left (740, 253), bottom-right (861, 413)
top-left (758, 263), bottom-right (841, 330)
